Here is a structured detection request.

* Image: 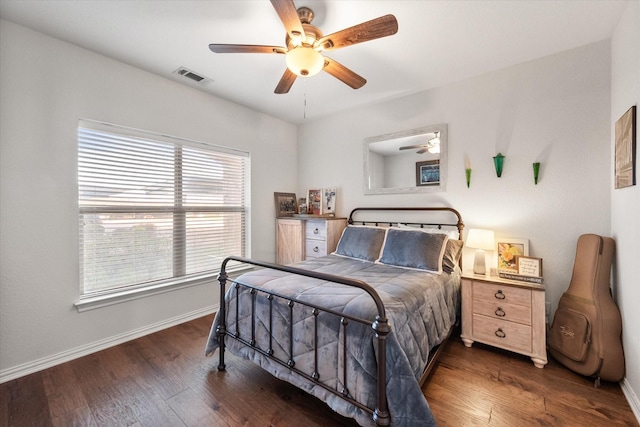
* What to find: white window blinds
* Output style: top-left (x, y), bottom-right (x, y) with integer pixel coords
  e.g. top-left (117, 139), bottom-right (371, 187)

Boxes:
top-left (78, 120), bottom-right (250, 296)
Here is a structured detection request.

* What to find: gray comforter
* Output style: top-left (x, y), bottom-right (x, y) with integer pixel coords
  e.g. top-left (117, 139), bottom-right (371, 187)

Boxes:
top-left (205, 255), bottom-right (461, 426)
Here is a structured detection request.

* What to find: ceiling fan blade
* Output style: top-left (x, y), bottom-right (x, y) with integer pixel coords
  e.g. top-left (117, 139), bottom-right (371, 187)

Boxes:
top-left (270, 0), bottom-right (305, 42)
top-left (315, 14), bottom-right (398, 51)
top-left (209, 44), bottom-right (286, 54)
top-left (275, 68), bottom-right (297, 94)
top-left (416, 148), bottom-right (429, 154)
top-left (399, 144), bottom-right (428, 150)
top-left (322, 57), bottom-right (366, 89)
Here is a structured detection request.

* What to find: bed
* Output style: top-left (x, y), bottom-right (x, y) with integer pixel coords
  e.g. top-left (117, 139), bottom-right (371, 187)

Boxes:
top-left (205, 207), bottom-right (465, 426)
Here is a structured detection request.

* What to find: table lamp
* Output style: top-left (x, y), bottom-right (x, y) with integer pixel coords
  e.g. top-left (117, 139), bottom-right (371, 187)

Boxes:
top-left (466, 228), bottom-right (495, 275)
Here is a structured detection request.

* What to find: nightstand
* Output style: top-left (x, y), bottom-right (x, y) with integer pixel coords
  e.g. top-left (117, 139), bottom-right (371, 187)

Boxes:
top-left (461, 272), bottom-right (547, 368)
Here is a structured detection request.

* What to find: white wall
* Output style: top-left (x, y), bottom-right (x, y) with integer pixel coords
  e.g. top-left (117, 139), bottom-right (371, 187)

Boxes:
top-left (611, 1), bottom-right (640, 418)
top-left (0, 20), bottom-right (297, 379)
top-left (298, 41), bottom-right (612, 324)
top-left (300, 33), bottom-right (640, 416)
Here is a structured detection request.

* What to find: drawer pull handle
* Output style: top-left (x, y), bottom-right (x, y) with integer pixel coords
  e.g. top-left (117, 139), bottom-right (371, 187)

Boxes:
top-left (495, 307), bottom-right (506, 317)
top-left (495, 328), bottom-right (506, 338)
top-left (494, 290), bottom-right (505, 300)
top-left (313, 246), bottom-right (319, 252)
top-left (314, 228), bottom-right (319, 234)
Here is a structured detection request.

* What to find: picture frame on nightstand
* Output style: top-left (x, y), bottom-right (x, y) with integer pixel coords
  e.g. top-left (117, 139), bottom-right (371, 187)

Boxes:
top-left (496, 238), bottom-right (529, 272)
top-left (517, 256), bottom-right (543, 277)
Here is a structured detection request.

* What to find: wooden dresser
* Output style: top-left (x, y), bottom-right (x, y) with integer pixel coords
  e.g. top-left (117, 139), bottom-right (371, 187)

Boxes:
top-left (461, 273), bottom-right (547, 368)
top-left (276, 217), bottom-right (347, 265)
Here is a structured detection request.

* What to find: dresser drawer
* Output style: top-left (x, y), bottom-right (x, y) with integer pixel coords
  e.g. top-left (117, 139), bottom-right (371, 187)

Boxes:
top-left (305, 221), bottom-right (327, 240)
top-left (305, 239), bottom-right (327, 258)
top-left (472, 314), bottom-right (532, 354)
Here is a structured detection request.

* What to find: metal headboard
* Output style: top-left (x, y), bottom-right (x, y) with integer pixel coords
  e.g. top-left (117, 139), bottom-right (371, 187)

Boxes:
top-left (347, 207), bottom-right (465, 240)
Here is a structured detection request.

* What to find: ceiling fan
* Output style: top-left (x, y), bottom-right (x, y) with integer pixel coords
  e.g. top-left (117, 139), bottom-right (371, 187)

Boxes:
top-left (208, 0), bottom-right (398, 94)
top-left (399, 132), bottom-right (441, 154)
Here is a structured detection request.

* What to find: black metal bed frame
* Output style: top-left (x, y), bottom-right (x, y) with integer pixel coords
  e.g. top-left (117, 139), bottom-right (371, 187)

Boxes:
top-left (215, 207), bottom-right (464, 427)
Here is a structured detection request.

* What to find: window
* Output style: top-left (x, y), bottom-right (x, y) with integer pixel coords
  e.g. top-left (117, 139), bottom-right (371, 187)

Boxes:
top-left (78, 120), bottom-right (250, 299)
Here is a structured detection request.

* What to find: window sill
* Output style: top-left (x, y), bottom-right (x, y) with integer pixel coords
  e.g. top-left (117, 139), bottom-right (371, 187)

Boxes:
top-left (75, 266), bottom-right (252, 313)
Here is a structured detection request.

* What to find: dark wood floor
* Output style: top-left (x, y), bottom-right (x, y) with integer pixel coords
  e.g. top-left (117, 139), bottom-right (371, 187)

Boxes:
top-left (1, 314), bottom-right (637, 426)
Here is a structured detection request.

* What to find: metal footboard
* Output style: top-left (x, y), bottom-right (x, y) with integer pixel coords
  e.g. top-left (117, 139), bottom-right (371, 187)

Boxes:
top-left (216, 256), bottom-right (391, 427)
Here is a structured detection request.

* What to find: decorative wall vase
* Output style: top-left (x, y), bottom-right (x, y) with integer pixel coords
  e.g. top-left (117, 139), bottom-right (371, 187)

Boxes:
top-left (493, 153), bottom-right (505, 177)
top-left (533, 162), bottom-right (541, 185)
top-left (465, 168), bottom-right (472, 188)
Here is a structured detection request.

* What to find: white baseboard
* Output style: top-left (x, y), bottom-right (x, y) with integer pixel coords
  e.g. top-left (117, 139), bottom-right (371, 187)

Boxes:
top-left (621, 377), bottom-right (640, 424)
top-left (0, 305), bottom-right (218, 384)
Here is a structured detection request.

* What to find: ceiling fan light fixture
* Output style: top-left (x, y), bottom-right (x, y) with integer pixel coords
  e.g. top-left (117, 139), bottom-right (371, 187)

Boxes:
top-left (427, 131), bottom-right (441, 153)
top-left (285, 47), bottom-right (324, 77)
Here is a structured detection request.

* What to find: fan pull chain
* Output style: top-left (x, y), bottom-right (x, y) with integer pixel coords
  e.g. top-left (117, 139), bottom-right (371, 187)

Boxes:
top-left (303, 80), bottom-right (307, 120)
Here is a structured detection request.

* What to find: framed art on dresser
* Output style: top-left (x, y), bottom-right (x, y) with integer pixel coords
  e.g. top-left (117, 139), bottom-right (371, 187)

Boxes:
top-left (274, 192), bottom-right (297, 217)
top-left (322, 187), bottom-right (337, 215)
top-left (307, 189), bottom-right (322, 215)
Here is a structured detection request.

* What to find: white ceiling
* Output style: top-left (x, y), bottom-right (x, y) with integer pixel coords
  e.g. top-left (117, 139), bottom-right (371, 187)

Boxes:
top-left (0, 0), bottom-right (629, 124)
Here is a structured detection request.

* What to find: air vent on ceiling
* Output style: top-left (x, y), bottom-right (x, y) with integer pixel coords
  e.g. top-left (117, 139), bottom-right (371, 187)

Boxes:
top-left (173, 67), bottom-right (212, 85)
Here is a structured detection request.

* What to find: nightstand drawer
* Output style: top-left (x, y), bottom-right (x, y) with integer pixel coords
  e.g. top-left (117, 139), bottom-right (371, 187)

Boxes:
top-left (306, 221), bottom-right (326, 239)
top-left (472, 314), bottom-right (532, 354)
top-left (473, 298), bottom-right (531, 325)
top-left (473, 281), bottom-right (531, 307)
top-left (305, 239), bottom-right (327, 258)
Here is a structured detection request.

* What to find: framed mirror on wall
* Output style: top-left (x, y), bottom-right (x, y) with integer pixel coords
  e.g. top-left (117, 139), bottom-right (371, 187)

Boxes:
top-left (363, 124), bottom-right (448, 195)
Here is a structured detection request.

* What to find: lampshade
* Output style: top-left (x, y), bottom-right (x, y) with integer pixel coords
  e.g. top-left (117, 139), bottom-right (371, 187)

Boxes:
top-left (285, 47), bottom-right (324, 77)
top-left (466, 228), bottom-right (495, 275)
top-left (466, 229), bottom-right (495, 250)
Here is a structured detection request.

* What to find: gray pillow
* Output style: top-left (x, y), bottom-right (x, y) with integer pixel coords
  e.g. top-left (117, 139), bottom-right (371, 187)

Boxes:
top-left (379, 228), bottom-right (448, 273)
top-left (335, 226), bottom-right (387, 261)
top-left (442, 239), bottom-right (464, 273)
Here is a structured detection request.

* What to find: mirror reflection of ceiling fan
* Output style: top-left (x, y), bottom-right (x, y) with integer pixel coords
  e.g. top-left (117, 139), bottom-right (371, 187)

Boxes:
top-left (399, 132), bottom-right (441, 154)
top-left (208, 0), bottom-right (398, 94)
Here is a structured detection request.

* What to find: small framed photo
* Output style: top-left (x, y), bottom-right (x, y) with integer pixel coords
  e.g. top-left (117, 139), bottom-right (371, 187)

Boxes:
top-left (274, 192), bottom-right (297, 217)
top-left (416, 160), bottom-right (440, 186)
top-left (307, 189), bottom-right (322, 215)
top-left (297, 197), bottom-right (307, 215)
top-left (497, 238), bottom-right (529, 272)
top-left (517, 256), bottom-right (543, 277)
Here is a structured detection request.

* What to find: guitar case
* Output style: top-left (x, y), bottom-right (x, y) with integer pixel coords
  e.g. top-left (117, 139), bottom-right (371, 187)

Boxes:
top-left (548, 234), bottom-right (625, 383)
